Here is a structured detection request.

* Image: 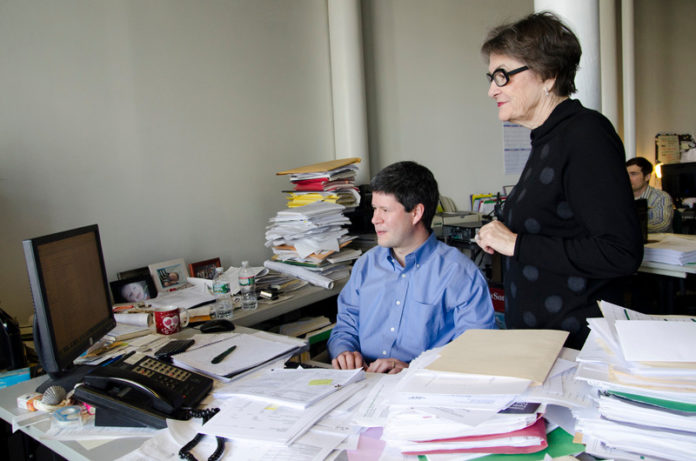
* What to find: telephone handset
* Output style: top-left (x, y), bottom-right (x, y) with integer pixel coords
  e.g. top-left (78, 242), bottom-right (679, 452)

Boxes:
top-left (73, 352), bottom-right (213, 429)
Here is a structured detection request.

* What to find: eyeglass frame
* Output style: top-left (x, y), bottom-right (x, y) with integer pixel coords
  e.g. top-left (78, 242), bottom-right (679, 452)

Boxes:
top-left (486, 65), bottom-right (529, 87)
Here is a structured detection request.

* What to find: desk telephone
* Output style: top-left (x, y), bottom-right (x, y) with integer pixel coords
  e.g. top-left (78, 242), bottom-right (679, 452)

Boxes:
top-left (73, 352), bottom-right (213, 429)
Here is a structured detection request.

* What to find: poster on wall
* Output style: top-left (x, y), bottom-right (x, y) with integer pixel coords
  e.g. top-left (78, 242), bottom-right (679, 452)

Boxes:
top-left (503, 122), bottom-right (531, 175)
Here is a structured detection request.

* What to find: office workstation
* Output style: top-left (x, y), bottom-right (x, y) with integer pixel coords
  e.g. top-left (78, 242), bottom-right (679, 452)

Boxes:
top-left (2, 2), bottom-right (696, 461)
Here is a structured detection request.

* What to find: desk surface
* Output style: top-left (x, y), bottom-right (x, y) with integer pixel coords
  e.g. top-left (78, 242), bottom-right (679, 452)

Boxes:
top-left (0, 325), bottom-right (306, 461)
top-left (1, 376), bottom-right (143, 461)
top-left (232, 279), bottom-right (345, 327)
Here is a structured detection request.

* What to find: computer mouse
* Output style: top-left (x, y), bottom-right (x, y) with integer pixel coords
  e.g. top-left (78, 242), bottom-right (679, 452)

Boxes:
top-left (200, 319), bottom-right (236, 333)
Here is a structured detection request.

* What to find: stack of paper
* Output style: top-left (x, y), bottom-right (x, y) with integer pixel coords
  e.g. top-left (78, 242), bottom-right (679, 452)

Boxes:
top-left (277, 157), bottom-right (361, 208)
top-left (643, 234), bottom-right (696, 265)
top-left (213, 367), bottom-right (365, 409)
top-left (264, 192), bottom-right (359, 287)
top-left (380, 329), bottom-right (568, 456)
top-left (573, 301), bottom-right (696, 461)
top-left (199, 367), bottom-right (366, 445)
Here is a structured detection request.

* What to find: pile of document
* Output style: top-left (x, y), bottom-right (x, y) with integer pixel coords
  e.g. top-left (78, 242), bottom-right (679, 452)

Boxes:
top-left (573, 301), bottom-right (696, 461)
top-left (277, 157), bottom-right (361, 208)
top-left (643, 233), bottom-right (696, 265)
top-left (200, 367), bottom-right (367, 446)
top-left (375, 329), bottom-right (570, 456)
top-left (264, 175), bottom-right (363, 288)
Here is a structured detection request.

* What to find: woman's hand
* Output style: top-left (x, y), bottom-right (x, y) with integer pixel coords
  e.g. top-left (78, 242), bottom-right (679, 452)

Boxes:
top-left (475, 220), bottom-right (517, 256)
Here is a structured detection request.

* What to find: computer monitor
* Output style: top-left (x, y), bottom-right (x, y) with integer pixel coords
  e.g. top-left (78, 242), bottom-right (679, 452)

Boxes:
top-left (660, 162), bottom-right (696, 206)
top-left (23, 224), bottom-right (116, 391)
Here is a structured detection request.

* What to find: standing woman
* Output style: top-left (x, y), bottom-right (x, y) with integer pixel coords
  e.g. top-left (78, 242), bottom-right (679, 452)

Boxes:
top-left (475, 12), bottom-right (643, 349)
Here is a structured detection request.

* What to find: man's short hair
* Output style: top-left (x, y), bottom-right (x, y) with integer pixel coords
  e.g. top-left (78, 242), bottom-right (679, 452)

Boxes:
top-left (626, 157), bottom-right (653, 176)
top-left (370, 161), bottom-right (439, 232)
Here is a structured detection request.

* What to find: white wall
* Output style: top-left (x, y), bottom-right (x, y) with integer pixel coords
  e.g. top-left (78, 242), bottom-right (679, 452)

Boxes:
top-left (0, 1), bottom-right (335, 322)
top-left (634, 0), bottom-right (696, 163)
top-left (362, 0), bottom-right (532, 209)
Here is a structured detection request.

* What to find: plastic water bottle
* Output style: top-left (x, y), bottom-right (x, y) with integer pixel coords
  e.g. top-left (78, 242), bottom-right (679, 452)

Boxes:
top-left (212, 267), bottom-right (234, 319)
top-left (239, 261), bottom-right (258, 311)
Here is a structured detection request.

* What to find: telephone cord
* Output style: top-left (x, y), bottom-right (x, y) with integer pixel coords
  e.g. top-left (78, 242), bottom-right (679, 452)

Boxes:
top-left (178, 408), bottom-right (225, 461)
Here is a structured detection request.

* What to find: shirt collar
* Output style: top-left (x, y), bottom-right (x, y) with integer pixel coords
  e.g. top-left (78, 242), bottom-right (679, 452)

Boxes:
top-left (530, 98), bottom-right (581, 144)
top-left (384, 232), bottom-right (437, 269)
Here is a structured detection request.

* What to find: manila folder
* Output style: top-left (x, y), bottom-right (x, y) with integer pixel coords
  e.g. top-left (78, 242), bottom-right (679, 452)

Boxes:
top-left (426, 329), bottom-right (568, 385)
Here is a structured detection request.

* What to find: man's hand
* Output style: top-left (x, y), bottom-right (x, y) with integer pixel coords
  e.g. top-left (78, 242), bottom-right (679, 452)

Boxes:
top-left (332, 350), bottom-right (365, 370)
top-left (366, 358), bottom-right (408, 374)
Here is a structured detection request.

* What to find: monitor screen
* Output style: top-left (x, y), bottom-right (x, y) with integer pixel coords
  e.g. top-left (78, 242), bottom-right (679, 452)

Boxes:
top-left (23, 224), bottom-right (116, 380)
top-left (660, 161), bottom-right (696, 203)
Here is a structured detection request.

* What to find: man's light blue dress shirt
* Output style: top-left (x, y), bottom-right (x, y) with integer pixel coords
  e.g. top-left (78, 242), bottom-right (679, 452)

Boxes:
top-left (328, 233), bottom-right (496, 363)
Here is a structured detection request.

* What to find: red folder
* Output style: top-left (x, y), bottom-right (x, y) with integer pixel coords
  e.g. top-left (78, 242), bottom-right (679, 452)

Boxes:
top-left (402, 417), bottom-right (547, 455)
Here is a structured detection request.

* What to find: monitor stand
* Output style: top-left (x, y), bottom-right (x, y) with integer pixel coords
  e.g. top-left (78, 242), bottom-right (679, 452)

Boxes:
top-left (35, 364), bottom-right (97, 394)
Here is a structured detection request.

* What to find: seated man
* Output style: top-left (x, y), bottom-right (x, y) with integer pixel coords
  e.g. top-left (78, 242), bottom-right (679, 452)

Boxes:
top-left (626, 157), bottom-right (674, 233)
top-left (327, 161), bottom-right (496, 374)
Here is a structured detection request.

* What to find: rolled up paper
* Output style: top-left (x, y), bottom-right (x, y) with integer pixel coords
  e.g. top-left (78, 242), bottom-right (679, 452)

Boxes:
top-left (114, 312), bottom-right (152, 327)
top-left (263, 260), bottom-right (334, 290)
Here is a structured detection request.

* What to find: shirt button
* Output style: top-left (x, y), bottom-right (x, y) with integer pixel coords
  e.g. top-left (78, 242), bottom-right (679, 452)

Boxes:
top-left (416, 264), bottom-right (420, 268)
top-left (401, 274), bottom-right (406, 278)
top-left (390, 327), bottom-right (395, 332)
top-left (382, 350), bottom-right (387, 355)
top-left (396, 300), bottom-right (401, 305)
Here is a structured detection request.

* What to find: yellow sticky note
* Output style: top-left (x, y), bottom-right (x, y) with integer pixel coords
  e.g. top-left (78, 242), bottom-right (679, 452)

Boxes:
top-left (309, 379), bottom-right (333, 386)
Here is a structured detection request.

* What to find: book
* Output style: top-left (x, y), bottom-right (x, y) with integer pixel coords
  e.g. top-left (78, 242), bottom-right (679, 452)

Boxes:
top-left (278, 316), bottom-right (331, 337)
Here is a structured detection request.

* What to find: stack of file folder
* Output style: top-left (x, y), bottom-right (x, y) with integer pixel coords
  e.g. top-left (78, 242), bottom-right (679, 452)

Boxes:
top-left (573, 301), bottom-right (696, 461)
top-left (277, 157), bottom-right (361, 208)
top-left (643, 234), bottom-right (696, 265)
top-left (379, 329), bottom-right (569, 456)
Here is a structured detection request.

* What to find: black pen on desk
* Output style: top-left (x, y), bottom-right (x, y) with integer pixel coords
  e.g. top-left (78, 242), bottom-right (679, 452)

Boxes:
top-left (211, 345), bottom-right (236, 364)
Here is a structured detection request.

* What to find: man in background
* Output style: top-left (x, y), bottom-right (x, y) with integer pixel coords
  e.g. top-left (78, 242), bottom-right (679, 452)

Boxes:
top-left (626, 157), bottom-right (674, 233)
top-left (327, 161), bottom-right (495, 373)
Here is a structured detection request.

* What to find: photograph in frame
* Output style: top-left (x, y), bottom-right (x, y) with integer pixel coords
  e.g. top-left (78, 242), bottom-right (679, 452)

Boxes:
top-left (110, 275), bottom-right (157, 304)
top-left (188, 257), bottom-right (222, 280)
top-left (148, 258), bottom-right (189, 292)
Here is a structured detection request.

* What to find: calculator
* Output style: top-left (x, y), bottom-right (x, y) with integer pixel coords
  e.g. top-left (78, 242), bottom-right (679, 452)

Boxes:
top-left (154, 339), bottom-right (195, 359)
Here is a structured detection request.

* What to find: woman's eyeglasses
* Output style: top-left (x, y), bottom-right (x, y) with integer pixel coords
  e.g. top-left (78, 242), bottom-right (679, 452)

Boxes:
top-left (486, 66), bottom-right (528, 87)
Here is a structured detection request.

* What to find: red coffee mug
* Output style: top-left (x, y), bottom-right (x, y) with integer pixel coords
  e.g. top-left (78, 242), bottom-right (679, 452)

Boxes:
top-left (153, 306), bottom-right (189, 335)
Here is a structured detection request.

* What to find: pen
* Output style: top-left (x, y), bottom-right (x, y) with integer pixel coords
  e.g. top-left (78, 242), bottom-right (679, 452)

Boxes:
top-left (211, 345), bottom-right (236, 364)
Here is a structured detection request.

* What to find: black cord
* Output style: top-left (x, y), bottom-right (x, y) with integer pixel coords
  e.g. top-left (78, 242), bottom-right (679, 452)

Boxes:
top-left (178, 408), bottom-right (225, 461)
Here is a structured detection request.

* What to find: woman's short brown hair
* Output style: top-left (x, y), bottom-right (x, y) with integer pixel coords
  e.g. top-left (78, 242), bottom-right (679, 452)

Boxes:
top-left (481, 12), bottom-right (581, 97)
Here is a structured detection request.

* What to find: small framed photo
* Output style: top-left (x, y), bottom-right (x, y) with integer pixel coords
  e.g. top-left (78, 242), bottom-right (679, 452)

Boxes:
top-left (110, 275), bottom-right (157, 304)
top-left (148, 258), bottom-right (189, 292)
top-left (189, 257), bottom-right (222, 280)
top-left (117, 266), bottom-right (151, 281)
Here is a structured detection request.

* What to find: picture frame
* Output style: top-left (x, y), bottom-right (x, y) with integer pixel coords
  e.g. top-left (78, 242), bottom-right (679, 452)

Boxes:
top-left (117, 266), bottom-right (151, 281)
top-left (188, 257), bottom-right (222, 280)
top-left (148, 258), bottom-right (189, 292)
top-left (110, 275), bottom-right (157, 304)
